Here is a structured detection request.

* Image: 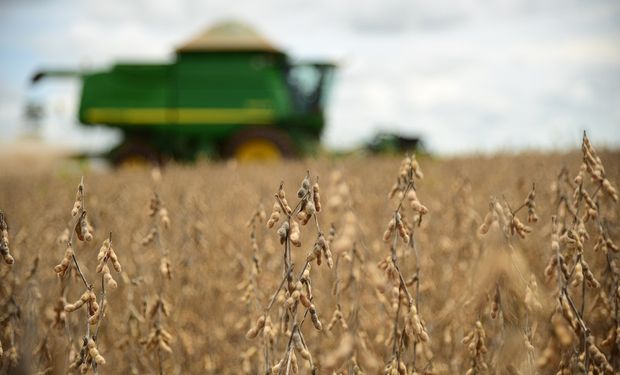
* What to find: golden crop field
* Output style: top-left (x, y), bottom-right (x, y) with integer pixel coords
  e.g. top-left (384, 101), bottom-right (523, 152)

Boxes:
top-left (0, 135), bottom-right (619, 375)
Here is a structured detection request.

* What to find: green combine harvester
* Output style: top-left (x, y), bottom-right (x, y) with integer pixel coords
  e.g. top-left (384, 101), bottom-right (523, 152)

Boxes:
top-left (32, 21), bottom-right (335, 163)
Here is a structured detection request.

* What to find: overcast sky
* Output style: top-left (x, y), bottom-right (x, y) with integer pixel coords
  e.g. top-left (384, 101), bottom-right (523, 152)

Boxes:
top-left (1, 0), bottom-right (619, 154)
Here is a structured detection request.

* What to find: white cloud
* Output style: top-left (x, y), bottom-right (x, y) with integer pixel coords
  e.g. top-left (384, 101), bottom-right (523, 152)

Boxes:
top-left (1, 0), bottom-right (620, 155)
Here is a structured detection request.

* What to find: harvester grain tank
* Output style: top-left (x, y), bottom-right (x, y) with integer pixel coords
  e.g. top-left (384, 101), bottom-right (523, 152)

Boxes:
top-left (32, 21), bottom-right (336, 163)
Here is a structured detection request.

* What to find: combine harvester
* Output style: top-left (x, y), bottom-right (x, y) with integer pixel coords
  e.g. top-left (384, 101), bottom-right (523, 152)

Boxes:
top-left (32, 21), bottom-right (335, 163)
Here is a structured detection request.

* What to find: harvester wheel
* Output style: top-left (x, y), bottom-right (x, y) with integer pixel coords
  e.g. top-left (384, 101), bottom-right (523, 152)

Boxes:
top-left (109, 141), bottom-right (161, 167)
top-left (225, 128), bottom-right (295, 161)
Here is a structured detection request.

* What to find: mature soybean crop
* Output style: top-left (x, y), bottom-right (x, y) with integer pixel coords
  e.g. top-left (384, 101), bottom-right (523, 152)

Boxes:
top-left (0, 134), bottom-right (618, 374)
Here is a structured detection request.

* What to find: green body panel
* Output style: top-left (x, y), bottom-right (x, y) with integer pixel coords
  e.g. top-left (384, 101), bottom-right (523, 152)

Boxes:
top-left (75, 51), bottom-right (329, 159)
top-left (174, 53), bottom-right (291, 118)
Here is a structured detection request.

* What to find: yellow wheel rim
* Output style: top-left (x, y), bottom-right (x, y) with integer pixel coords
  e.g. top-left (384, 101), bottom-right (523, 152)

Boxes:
top-left (235, 139), bottom-right (282, 161)
top-left (120, 156), bottom-right (150, 169)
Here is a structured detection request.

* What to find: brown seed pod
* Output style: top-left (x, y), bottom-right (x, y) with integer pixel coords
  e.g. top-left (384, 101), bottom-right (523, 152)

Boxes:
top-left (405, 305), bottom-right (429, 343)
top-left (490, 287), bottom-right (500, 319)
top-left (102, 264), bottom-right (117, 289)
top-left (395, 213), bottom-right (409, 244)
top-left (108, 247), bottom-right (122, 272)
top-left (524, 275), bottom-right (543, 312)
top-left (160, 256), bottom-right (172, 280)
top-left (524, 183), bottom-right (538, 223)
top-left (262, 316), bottom-right (275, 346)
top-left (571, 261), bottom-right (584, 288)
top-left (383, 218), bottom-right (396, 242)
top-left (327, 308), bottom-right (348, 331)
top-left (277, 221), bottom-right (289, 244)
top-left (306, 200), bottom-right (316, 216)
top-left (54, 244), bottom-right (74, 277)
top-left (407, 189), bottom-right (428, 216)
top-left (299, 292), bottom-right (312, 309)
top-left (159, 208), bottom-right (170, 229)
top-left (309, 304), bottom-right (322, 331)
top-left (148, 193), bottom-right (160, 217)
top-left (246, 315), bottom-right (266, 339)
top-left (316, 234), bottom-right (333, 268)
top-left (278, 183), bottom-right (293, 215)
top-left (510, 216), bottom-right (531, 238)
top-left (290, 221), bottom-right (301, 247)
top-left (602, 178), bottom-right (619, 202)
top-left (87, 339), bottom-right (106, 365)
top-left (299, 209), bottom-right (312, 225)
top-left (586, 336), bottom-right (613, 372)
top-left (290, 351), bottom-right (299, 374)
top-left (71, 181), bottom-right (84, 217)
top-left (296, 210), bottom-right (307, 223)
top-left (267, 202), bottom-right (282, 228)
top-left (292, 330), bottom-right (311, 361)
top-left (582, 261), bottom-right (600, 288)
top-left (88, 299), bottom-right (106, 325)
top-left (271, 359), bottom-right (283, 374)
top-left (141, 227), bottom-right (157, 246)
top-left (65, 290), bottom-right (94, 312)
top-left (97, 237), bottom-right (122, 275)
top-left (75, 211), bottom-right (93, 242)
top-left (312, 180), bottom-right (321, 213)
top-left (479, 208), bottom-right (495, 235)
top-left (0, 211), bottom-right (13, 265)
top-left (298, 175), bottom-right (311, 198)
top-left (96, 240), bottom-right (108, 264)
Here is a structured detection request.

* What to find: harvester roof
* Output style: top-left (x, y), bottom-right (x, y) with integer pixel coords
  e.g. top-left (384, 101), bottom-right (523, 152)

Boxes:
top-left (176, 20), bottom-right (284, 54)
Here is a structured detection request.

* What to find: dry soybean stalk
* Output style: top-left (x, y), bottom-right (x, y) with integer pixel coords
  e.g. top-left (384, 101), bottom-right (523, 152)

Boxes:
top-left (141, 190), bottom-right (173, 374)
top-left (477, 181), bottom-right (540, 371)
top-left (54, 178), bottom-right (120, 374)
top-left (381, 154), bottom-right (429, 374)
top-left (242, 205), bottom-right (267, 371)
top-left (0, 212), bottom-right (18, 370)
top-left (462, 321), bottom-right (489, 375)
top-left (247, 172), bottom-right (329, 374)
top-left (540, 132), bottom-right (616, 374)
top-left (0, 211), bottom-right (14, 265)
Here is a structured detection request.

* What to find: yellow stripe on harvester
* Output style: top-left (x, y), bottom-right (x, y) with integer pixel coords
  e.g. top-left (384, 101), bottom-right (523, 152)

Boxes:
top-left (86, 108), bottom-right (274, 125)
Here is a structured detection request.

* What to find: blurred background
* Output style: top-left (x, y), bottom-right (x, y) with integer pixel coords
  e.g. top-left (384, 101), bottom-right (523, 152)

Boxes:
top-left (1, 0), bottom-right (620, 162)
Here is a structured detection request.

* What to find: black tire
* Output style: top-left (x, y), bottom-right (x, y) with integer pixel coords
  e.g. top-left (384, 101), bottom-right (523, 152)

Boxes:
top-left (109, 141), bottom-right (161, 167)
top-left (223, 127), bottom-right (297, 159)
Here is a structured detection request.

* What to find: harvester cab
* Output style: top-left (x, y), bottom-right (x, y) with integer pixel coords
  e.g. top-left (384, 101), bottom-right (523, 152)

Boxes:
top-left (286, 62), bottom-right (335, 114)
top-left (31, 20), bottom-right (336, 164)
